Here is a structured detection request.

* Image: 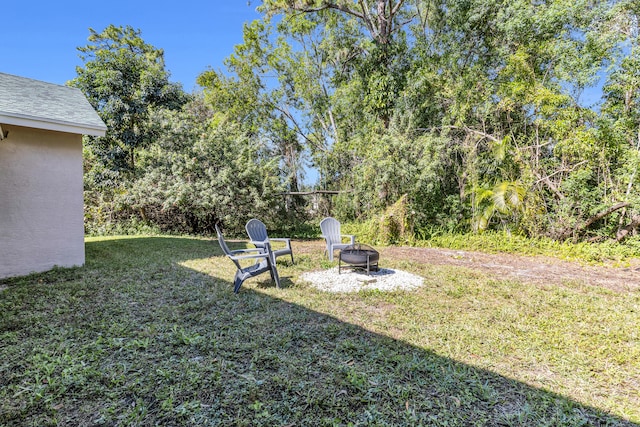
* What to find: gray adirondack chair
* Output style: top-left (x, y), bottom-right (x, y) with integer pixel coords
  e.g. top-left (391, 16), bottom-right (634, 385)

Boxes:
top-left (245, 218), bottom-right (294, 264)
top-left (215, 224), bottom-right (281, 293)
top-left (319, 217), bottom-right (355, 261)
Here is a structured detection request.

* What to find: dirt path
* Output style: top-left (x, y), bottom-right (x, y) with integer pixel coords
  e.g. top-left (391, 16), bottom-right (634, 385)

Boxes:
top-left (385, 246), bottom-right (640, 292)
top-left (294, 240), bottom-right (640, 293)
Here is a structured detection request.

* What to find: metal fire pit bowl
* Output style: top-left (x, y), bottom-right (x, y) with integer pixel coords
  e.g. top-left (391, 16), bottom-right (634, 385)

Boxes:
top-left (339, 244), bottom-right (380, 275)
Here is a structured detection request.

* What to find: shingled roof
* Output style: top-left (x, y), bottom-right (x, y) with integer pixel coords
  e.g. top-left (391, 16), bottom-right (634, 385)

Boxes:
top-left (0, 72), bottom-right (106, 136)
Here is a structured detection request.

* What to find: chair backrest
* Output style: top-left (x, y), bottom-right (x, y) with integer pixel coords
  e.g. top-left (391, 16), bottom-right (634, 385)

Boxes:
top-left (246, 219), bottom-right (269, 242)
top-left (215, 224), bottom-right (241, 268)
top-left (320, 217), bottom-right (342, 244)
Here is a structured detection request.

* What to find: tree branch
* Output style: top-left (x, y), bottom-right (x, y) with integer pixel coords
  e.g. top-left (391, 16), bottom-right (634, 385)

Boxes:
top-left (532, 170), bottom-right (565, 200)
top-left (390, 0), bottom-right (404, 16)
top-left (287, 1), bottom-right (366, 21)
top-left (283, 0), bottom-right (407, 44)
top-left (533, 161), bottom-right (588, 186)
top-left (419, 125), bottom-right (501, 143)
top-left (272, 103), bottom-right (313, 144)
top-left (581, 202), bottom-right (629, 232)
top-left (558, 202), bottom-right (630, 241)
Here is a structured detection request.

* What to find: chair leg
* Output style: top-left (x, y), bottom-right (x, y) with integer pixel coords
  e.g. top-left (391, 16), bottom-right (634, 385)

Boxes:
top-left (233, 271), bottom-right (244, 294)
top-left (268, 259), bottom-right (281, 288)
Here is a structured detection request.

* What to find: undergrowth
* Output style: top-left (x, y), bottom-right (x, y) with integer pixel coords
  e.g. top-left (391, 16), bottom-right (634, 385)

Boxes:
top-left (342, 221), bottom-right (640, 265)
top-left (418, 230), bottom-right (640, 264)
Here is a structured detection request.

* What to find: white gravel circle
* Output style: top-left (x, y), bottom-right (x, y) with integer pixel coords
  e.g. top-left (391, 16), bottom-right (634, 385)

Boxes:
top-left (301, 267), bottom-right (424, 293)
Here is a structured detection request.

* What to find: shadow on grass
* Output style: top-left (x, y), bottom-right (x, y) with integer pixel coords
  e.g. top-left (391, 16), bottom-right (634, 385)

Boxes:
top-left (0, 236), bottom-right (636, 426)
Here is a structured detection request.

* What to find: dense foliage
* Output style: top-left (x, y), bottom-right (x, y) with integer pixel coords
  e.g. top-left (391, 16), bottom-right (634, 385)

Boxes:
top-left (128, 99), bottom-right (283, 234)
top-left (72, 25), bottom-right (188, 175)
top-left (73, 26), bottom-right (286, 235)
top-left (76, 2), bottom-right (640, 244)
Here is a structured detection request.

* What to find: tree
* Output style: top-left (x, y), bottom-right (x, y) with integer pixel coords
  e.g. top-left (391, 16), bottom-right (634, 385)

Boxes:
top-left (71, 25), bottom-right (188, 177)
top-left (259, 0), bottom-right (414, 129)
top-left (127, 98), bottom-right (283, 234)
top-left (598, 0), bottom-right (640, 241)
top-left (224, 0), bottom-right (640, 243)
top-left (199, 19), bottom-right (318, 214)
top-left (260, 0), bottom-right (409, 47)
top-left (409, 0), bottom-right (617, 237)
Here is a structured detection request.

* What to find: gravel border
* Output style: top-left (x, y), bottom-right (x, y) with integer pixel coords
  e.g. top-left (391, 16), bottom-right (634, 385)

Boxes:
top-left (301, 267), bottom-right (424, 293)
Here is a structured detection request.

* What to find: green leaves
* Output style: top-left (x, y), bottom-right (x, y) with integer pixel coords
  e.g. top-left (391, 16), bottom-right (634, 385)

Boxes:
top-left (126, 99), bottom-right (283, 234)
top-left (80, 2), bottom-right (640, 242)
top-left (72, 25), bottom-right (187, 175)
top-left (473, 181), bottom-right (526, 232)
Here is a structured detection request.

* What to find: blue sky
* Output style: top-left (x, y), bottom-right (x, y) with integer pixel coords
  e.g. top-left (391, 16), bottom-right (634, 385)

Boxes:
top-left (1, 1), bottom-right (261, 91)
top-left (1, 0), bottom-right (321, 185)
top-left (2, 1), bottom-right (607, 104)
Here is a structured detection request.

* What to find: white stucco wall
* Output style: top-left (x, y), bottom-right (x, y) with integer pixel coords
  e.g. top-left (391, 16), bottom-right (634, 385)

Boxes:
top-left (0, 124), bottom-right (85, 278)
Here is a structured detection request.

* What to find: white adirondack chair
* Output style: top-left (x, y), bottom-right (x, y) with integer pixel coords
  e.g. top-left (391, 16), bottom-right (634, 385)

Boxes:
top-left (319, 217), bottom-right (355, 261)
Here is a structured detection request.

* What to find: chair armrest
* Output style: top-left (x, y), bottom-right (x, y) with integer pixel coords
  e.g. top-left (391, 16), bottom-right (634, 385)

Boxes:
top-left (341, 234), bottom-right (356, 245)
top-left (230, 247), bottom-right (265, 255)
top-left (229, 252), bottom-right (269, 261)
top-left (269, 237), bottom-right (292, 248)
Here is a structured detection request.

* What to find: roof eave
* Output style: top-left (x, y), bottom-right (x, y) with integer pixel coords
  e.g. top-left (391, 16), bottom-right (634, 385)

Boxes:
top-left (0, 113), bottom-right (107, 137)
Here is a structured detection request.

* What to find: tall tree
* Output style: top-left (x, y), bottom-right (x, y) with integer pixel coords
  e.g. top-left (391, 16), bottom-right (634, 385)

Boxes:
top-left (260, 0), bottom-right (414, 129)
top-left (598, 0), bottom-right (640, 241)
top-left (199, 19), bottom-right (316, 199)
top-left (198, 1), bottom-right (637, 241)
top-left (71, 25), bottom-right (187, 177)
top-left (261, 0), bottom-right (408, 46)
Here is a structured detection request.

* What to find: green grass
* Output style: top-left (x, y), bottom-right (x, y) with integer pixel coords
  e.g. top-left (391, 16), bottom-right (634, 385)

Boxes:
top-left (1, 235), bottom-right (638, 426)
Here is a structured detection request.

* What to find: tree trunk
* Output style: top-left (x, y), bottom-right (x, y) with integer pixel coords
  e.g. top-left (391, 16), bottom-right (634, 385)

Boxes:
top-left (616, 214), bottom-right (640, 243)
top-left (557, 202), bottom-right (629, 241)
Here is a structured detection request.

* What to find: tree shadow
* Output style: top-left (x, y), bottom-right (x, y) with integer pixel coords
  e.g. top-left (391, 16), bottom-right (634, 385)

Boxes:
top-left (0, 236), bottom-right (636, 426)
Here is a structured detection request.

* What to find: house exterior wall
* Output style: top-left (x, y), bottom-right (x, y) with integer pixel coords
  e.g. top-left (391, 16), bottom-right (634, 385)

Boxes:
top-left (0, 124), bottom-right (85, 278)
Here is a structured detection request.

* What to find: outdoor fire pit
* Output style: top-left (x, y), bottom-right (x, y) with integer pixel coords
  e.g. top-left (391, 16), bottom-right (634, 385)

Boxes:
top-left (339, 244), bottom-right (380, 275)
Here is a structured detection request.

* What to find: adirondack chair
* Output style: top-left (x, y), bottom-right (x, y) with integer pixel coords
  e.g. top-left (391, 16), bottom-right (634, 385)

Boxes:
top-left (215, 224), bottom-right (280, 293)
top-left (319, 217), bottom-right (356, 261)
top-left (245, 219), bottom-right (294, 264)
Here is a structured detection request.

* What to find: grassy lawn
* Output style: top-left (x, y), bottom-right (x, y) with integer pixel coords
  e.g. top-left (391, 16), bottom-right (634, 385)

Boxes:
top-left (1, 235), bottom-right (638, 426)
